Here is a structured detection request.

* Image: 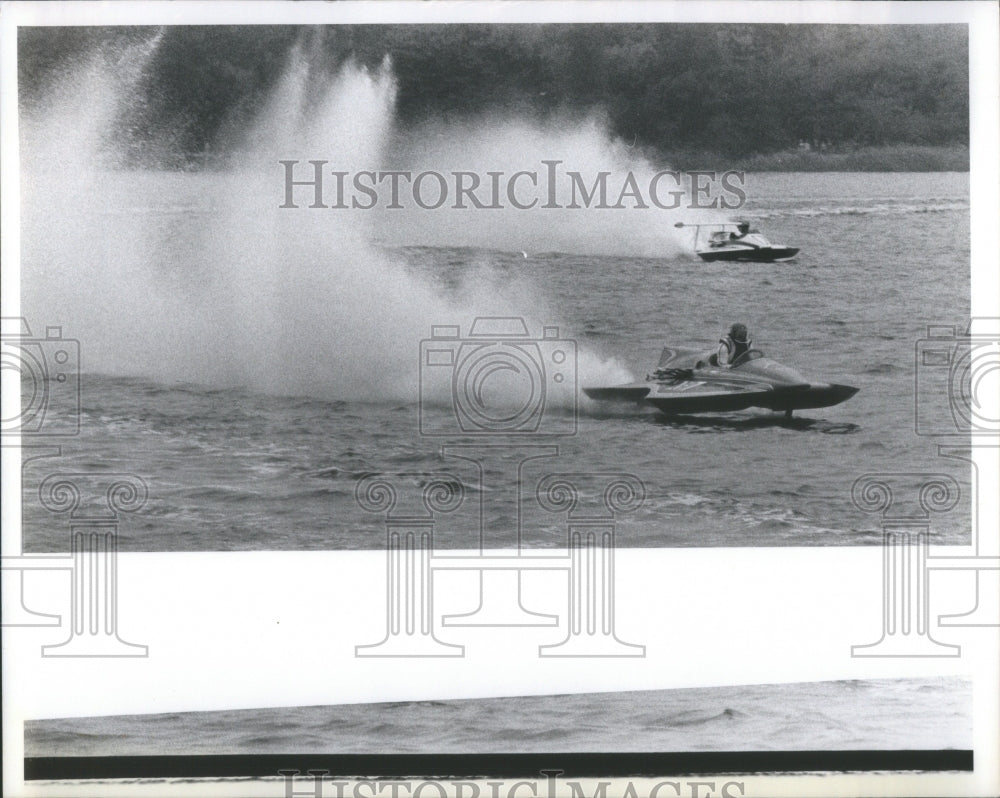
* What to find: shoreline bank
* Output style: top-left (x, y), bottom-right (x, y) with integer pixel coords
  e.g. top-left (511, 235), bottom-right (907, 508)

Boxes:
top-left (664, 144), bottom-right (969, 173)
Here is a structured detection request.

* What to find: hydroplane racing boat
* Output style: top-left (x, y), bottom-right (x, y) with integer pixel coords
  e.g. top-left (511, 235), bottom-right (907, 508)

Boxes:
top-left (675, 221), bottom-right (799, 262)
top-left (583, 345), bottom-right (857, 418)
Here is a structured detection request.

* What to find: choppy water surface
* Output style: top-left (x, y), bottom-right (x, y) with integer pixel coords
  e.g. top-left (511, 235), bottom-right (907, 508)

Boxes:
top-left (25, 677), bottom-right (972, 756)
top-left (20, 171), bottom-right (969, 551)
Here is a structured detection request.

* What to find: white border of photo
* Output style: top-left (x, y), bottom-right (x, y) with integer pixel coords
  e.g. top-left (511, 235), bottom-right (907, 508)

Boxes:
top-left (2, 2), bottom-right (997, 797)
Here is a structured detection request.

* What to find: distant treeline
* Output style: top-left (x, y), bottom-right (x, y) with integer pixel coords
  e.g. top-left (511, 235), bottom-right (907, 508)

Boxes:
top-left (19, 24), bottom-right (968, 163)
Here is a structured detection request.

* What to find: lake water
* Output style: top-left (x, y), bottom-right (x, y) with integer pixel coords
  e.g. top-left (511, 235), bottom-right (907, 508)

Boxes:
top-left (25, 676), bottom-right (972, 757)
top-left (15, 170), bottom-right (976, 771)
top-left (19, 171), bottom-right (971, 551)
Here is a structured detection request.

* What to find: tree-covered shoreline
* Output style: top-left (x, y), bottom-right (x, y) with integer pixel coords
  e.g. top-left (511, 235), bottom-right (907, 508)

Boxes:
top-left (661, 144), bottom-right (969, 173)
top-left (19, 24), bottom-right (969, 170)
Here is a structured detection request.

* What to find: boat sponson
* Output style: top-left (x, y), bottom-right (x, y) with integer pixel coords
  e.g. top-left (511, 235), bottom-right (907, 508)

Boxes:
top-left (698, 247), bottom-right (799, 262)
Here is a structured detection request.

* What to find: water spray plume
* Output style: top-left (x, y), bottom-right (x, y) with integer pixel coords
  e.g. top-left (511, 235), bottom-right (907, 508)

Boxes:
top-left (20, 39), bottom-right (677, 403)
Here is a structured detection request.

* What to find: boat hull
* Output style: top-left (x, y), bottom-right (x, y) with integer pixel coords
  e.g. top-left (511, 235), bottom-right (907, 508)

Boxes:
top-left (641, 383), bottom-right (857, 415)
top-left (697, 246), bottom-right (800, 263)
top-left (751, 383), bottom-right (859, 411)
top-left (583, 348), bottom-right (858, 416)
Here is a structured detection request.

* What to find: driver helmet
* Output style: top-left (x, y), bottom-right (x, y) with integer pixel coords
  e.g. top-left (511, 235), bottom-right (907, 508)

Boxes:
top-left (736, 221), bottom-right (750, 234)
top-left (729, 323), bottom-right (749, 343)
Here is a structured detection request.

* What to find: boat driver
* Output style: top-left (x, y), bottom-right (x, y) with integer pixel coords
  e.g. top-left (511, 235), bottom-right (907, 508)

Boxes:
top-left (716, 323), bottom-right (752, 366)
top-left (729, 221), bottom-right (751, 240)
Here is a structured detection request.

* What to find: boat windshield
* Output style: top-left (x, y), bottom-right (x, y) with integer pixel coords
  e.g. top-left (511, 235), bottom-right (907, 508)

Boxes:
top-left (731, 349), bottom-right (764, 367)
